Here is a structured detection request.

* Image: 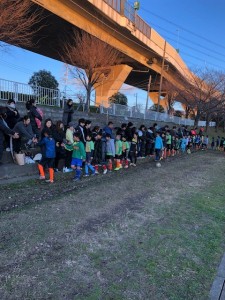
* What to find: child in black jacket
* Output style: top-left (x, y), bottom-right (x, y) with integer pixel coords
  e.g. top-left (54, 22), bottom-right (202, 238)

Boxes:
top-left (93, 132), bottom-right (107, 174)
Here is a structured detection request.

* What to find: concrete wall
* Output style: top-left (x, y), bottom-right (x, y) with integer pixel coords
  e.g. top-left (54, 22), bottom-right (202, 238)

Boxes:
top-left (0, 100), bottom-right (172, 129)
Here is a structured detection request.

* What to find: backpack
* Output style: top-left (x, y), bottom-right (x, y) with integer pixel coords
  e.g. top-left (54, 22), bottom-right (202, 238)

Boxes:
top-left (35, 108), bottom-right (43, 129)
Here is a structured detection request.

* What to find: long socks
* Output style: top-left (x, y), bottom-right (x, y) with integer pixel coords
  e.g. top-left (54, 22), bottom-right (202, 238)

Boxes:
top-left (75, 168), bottom-right (81, 179)
top-left (108, 159), bottom-right (112, 171)
top-left (49, 168), bottom-right (54, 182)
top-left (38, 164), bottom-right (45, 178)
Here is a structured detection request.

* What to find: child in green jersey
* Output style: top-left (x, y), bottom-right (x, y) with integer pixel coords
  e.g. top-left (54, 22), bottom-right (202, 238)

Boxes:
top-left (115, 134), bottom-right (123, 171)
top-left (84, 134), bottom-right (95, 176)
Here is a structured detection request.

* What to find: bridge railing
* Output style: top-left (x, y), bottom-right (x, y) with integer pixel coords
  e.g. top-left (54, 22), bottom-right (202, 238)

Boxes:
top-left (135, 14), bottom-right (151, 39)
top-left (99, 103), bottom-right (216, 127)
top-left (103, 0), bottom-right (151, 38)
top-left (103, 0), bottom-right (121, 13)
top-left (0, 78), bottom-right (61, 107)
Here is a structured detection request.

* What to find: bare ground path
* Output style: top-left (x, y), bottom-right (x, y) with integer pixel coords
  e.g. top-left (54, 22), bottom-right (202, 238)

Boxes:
top-left (0, 151), bottom-right (225, 299)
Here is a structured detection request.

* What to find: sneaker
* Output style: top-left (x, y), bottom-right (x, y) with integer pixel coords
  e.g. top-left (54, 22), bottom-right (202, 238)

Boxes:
top-left (133, 164), bottom-right (136, 167)
top-left (39, 176), bottom-right (45, 180)
top-left (63, 167), bottom-right (73, 173)
top-left (114, 167), bottom-right (121, 171)
top-left (103, 169), bottom-right (108, 175)
top-left (73, 177), bottom-right (80, 181)
top-left (130, 163), bottom-right (134, 166)
top-left (5, 147), bottom-right (11, 152)
top-left (124, 165), bottom-right (128, 169)
top-left (84, 174), bottom-right (89, 177)
top-left (45, 179), bottom-right (54, 183)
top-left (95, 170), bottom-right (99, 175)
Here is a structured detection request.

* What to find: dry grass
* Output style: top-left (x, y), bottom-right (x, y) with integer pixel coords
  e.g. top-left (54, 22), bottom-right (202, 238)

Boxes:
top-left (0, 150), bottom-right (225, 299)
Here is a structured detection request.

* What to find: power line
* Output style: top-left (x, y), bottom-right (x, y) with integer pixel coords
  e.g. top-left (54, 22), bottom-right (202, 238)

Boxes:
top-left (0, 58), bottom-right (34, 75)
top-left (150, 22), bottom-right (225, 60)
top-left (68, 0), bottom-right (221, 77)
top-left (140, 7), bottom-right (225, 51)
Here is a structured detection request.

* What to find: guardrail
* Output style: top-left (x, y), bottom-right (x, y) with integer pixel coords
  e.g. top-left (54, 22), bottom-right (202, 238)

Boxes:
top-left (0, 78), bottom-right (61, 107)
top-left (99, 103), bottom-right (216, 127)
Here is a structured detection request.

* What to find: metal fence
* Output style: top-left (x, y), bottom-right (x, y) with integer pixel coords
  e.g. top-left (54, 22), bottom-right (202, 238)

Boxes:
top-left (104, 0), bottom-right (151, 38)
top-left (99, 103), bottom-right (216, 127)
top-left (0, 78), bottom-right (61, 107)
top-left (104, 0), bottom-right (121, 13)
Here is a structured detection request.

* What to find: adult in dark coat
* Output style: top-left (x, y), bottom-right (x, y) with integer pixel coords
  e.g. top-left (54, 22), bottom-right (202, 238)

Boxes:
top-left (0, 107), bottom-right (19, 163)
top-left (4, 99), bottom-right (20, 149)
top-left (83, 120), bottom-right (92, 139)
top-left (52, 121), bottom-right (66, 171)
top-left (26, 99), bottom-right (42, 139)
top-left (62, 99), bottom-right (74, 127)
top-left (75, 118), bottom-right (86, 145)
top-left (12, 115), bottom-right (37, 152)
top-left (125, 122), bottom-right (133, 142)
top-left (5, 99), bottom-right (20, 129)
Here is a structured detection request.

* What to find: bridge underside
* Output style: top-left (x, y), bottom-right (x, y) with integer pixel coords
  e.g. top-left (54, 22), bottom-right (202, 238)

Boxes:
top-left (25, 5), bottom-right (160, 88)
top-left (6, 1), bottom-right (185, 109)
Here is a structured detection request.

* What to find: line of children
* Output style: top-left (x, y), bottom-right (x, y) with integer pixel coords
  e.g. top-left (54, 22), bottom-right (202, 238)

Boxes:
top-left (36, 120), bottom-right (220, 183)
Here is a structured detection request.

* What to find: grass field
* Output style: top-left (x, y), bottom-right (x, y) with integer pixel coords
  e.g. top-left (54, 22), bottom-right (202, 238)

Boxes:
top-left (0, 150), bottom-right (225, 299)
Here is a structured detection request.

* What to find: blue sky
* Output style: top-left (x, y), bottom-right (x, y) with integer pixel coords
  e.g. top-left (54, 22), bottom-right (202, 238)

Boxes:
top-left (1, 0), bottom-right (225, 110)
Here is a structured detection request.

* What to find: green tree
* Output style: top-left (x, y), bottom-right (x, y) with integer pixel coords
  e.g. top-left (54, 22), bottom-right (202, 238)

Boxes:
top-left (28, 70), bottom-right (59, 89)
top-left (150, 104), bottom-right (165, 113)
top-left (108, 92), bottom-right (128, 106)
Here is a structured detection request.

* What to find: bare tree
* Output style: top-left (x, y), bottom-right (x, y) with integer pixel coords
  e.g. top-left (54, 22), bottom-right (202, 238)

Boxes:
top-left (0, 0), bottom-right (42, 48)
top-left (162, 80), bottom-right (177, 114)
top-left (177, 68), bottom-right (225, 126)
top-left (62, 30), bottom-right (120, 112)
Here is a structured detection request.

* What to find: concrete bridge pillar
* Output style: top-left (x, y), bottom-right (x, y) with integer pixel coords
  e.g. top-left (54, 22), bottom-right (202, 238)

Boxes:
top-left (149, 92), bottom-right (168, 111)
top-left (95, 64), bottom-right (132, 107)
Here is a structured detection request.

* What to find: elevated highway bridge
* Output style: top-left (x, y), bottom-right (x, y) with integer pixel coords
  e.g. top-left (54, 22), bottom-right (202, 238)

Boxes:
top-left (24, 0), bottom-right (192, 109)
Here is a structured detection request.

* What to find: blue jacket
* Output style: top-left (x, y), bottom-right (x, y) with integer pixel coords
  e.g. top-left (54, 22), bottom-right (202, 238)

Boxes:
top-left (106, 139), bottom-right (115, 157)
top-left (38, 137), bottom-right (56, 158)
top-left (155, 136), bottom-right (163, 150)
top-left (103, 126), bottom-right (114, 140)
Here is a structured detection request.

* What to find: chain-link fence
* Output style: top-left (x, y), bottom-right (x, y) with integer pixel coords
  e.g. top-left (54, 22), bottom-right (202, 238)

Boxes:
top-left (100, 103), bottom-right (216, 127)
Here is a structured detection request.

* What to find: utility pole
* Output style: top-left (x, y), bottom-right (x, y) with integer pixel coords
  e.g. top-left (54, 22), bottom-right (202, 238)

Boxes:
top-left (135, 93), bottom-right (138, 109)
top-left (63, 63), bottom-right (69, 108)
top-left (145, 74), bottom-right (151, 111)
top-left (157, 41), bottom-right (167, 117)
